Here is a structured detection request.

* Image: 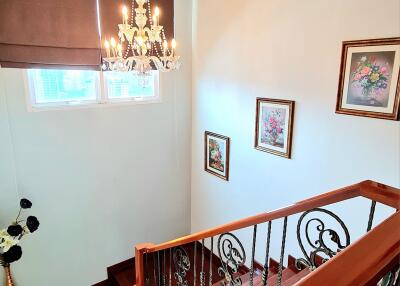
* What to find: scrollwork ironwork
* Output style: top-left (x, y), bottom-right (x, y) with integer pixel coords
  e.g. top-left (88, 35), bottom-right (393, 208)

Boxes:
top-left (295, 208), bottom-right (350, 271)
top-left (217, 233), bottom-right (246, 286)
top-left (173, 247), bottom-right (190, 286)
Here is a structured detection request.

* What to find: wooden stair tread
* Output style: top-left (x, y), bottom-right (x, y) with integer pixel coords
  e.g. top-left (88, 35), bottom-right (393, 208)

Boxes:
top-left (244, 267), bottom-right (297, 286)
top-left (282, 268), bottom-right (310, 285)
top-left (287, 255), bottom-right (298, 272)
top-left (253, 259), bottom-right (265, 272)
top-left (114, 268), bottom-right (135, 285)
top-left (239, 269), bottom-right (274, 285)
top-left (269, 258), bottom-right (284, 274)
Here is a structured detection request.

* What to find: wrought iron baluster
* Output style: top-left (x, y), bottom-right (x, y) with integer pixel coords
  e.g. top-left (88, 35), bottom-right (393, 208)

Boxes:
top-left (153, 252), bottom-right (157, 285)
top-left (209, 237), bottom-right (213, 286)
top-left (163, 250), bottom-right (167, 286)
top-left (262, 221), bottom-right (272, 286)
top-left (200, 239), bottom-right (205, 286)
top-left (169, 248), bottom-right (172, 286)
top-left (194, 241), bottom-right (197, 286)
top-left (217, 233), bottom-right (246, 286)
top-left (158, 251), bottom-right (161, 286)
top-left (392, 265), bottom-right (400, 286)
top-left (367, 200), bottom-right (377, 232)
top-left (295, 208), bottom-right (351, 270)
top-left (250, 225), bottom-right (258, 286)
top-left (173, 246), bottom-right (190, 286)
top-left (145, 253), bottom-right (149, 284)
top-left (277, 217), bottom-right (288, 286)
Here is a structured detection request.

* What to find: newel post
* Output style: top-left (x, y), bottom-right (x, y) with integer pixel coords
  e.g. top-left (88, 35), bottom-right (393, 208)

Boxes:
top-left (135, 243), bottom-right (153, 286)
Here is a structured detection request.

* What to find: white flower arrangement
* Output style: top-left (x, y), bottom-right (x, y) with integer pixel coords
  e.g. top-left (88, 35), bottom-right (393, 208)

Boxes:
top-left (0, 232), bottom-right (20, 253)
top-left (0, 199), bottom-right (40, 266)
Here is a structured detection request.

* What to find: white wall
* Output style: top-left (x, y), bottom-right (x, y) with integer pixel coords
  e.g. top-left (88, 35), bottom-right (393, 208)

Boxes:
top-left (0, 0), bottom-right (191, 284)
top-left (0, 73), bottom-right (19, 228)
top-left (191, 0), bottom-right (399, 264)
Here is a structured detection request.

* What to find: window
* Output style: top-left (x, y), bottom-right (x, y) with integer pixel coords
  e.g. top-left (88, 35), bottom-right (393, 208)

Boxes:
top-left (103, 71), bottom-right (158, 101)
top-left (27, 69), bottom-right (99, 106)
top-left (26, 69), bottom-right (160, 110)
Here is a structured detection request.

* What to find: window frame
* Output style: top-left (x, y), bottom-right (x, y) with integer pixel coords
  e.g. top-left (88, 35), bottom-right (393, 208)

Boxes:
top-left (24, 69), bottom-right (161, 112)
top-left (102, 70), bottom-right (161, 104)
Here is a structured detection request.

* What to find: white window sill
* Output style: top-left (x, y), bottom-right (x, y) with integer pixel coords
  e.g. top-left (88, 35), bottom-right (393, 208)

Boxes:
top-left (27, 97), bottom-right (162, 112)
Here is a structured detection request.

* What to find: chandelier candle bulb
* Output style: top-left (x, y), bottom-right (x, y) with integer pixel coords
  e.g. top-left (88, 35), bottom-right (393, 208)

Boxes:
top-left (153, 15), bottom-right (157, 27)
top-left (104, 40), bottom-right (111, 58)
top-left (154, 7), bottom-right (160, 26)
top-left (110, 37), bottom-right (117, 57)
top-left (122, 6), bottom-right (128, 25)
top-left (171, 39), bottom-right (176, 56)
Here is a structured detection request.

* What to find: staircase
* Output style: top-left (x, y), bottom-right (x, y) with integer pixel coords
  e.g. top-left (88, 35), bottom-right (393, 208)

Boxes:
top-left (94, 243), bottom-right (313, 286)
top-left (94, 181), bottom-right (400, 286)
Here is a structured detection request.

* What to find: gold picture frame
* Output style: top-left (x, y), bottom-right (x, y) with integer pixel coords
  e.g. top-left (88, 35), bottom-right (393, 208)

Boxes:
top-left (254, 98), bottom-right (295, 158)
top-left (204, 131), bottom-right (230, 181)
top-left (336, 37), bottom-right (400, 120)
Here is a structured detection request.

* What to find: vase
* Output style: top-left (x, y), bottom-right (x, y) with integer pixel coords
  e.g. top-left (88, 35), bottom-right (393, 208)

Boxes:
top-left (3, 265), bottom-right (14, 286)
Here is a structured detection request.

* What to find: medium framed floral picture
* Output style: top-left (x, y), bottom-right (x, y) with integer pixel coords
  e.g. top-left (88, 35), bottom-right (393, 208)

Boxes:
top-left (336, 38), bottom-right (400, 120)
top-left (204, 131), bottom-right (230, 181)
top-left (254, 98), bottom-right (295, 158)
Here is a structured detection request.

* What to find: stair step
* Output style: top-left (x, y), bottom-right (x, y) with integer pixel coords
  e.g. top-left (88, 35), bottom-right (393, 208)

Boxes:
top-left (92, 280), bottom-right (111, 286)
top-left (114, 268), bottom-right (135, 285)
top-left (258, 268), bottom-right (297, 286)
top-left (107, 258), bottom-right (135, 286)
top-left (253, 259), bottom-right (265, 272)
top-left (269, 258), bottom-right (284, 275)
top-left (282, 268), bottom-right (310, 286)
top-left (239, 269), bottom-right (275, 285)
top-left (314, 254), bottom-right (325, 267)
top-left (287, 255), bottom-right (298, 272)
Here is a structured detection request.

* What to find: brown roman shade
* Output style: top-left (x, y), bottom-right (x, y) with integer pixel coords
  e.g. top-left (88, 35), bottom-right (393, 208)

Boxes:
top-left (99, 0), bottom-right (174, 58)
top-left (0, 0), bottom-right (101, 69)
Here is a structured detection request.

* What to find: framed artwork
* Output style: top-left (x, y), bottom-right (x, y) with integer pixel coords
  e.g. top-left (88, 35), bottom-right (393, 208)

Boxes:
top-left (255, 98), bottom-right (295, 158)
top-left (336, 37), bottom-right (400, 120)
top-left (204, 131), bottom-right (230, 181)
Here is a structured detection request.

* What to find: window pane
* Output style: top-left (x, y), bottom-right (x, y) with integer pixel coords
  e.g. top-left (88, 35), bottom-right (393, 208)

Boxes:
top-left (28, 69), bottom-right (98, 104)
top-left (104, 71), bottom-right (157, 99)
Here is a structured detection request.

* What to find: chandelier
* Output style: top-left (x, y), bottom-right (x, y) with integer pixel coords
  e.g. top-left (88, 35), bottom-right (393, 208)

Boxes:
top-left (102, 0), bottom-right (180, 78)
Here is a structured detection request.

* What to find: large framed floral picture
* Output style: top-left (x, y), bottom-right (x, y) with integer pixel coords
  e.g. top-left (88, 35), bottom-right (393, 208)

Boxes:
top-left (204, 131), bottom-right (230, 181)
top-left (255, 98), bottom-right (295, 158)
top-left (336, 38), bottom-right (400, 120)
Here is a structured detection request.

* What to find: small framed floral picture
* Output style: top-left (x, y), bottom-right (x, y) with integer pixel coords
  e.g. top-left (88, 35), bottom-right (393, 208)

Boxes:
top-left (255, 98), bottom-right (295, 158)
top-left (336, 38), bottom-right (400, 120)
top-left (204, 131), bottom-right (230, 181)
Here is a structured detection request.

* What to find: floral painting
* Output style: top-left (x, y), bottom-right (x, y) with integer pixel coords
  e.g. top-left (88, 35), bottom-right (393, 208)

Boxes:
top-left (255, 98), bottom-right (295, 158)
top-left (208, 138), bottom-right (225, 172)
top-left (205, 132), bottom-right (230, 180)
top-left (346, 52), bottom-right (395, 107)
top-left (337, 38), bottom-right (400, 120)
top-left (260, 106), bottom-right (286, 148)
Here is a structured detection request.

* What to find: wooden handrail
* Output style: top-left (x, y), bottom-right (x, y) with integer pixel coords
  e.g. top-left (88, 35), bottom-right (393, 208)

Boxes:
top-left (359, 180), bottom-right (400, 209)
top-left (146, 181), bottom-right (364, 252)
top-left (134, 180), bottom-right (400, 286)
top-left (295, 210), bottom-right (400, 286)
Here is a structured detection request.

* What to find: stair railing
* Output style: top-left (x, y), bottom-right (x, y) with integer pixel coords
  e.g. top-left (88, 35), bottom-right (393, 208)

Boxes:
top-left (135, 180), bottom-right (400, 286)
